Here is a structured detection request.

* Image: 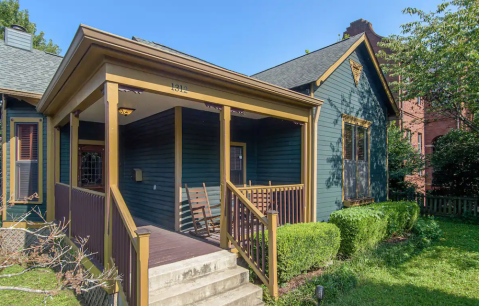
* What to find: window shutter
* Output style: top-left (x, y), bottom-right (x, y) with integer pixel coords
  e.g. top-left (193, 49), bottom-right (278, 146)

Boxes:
top-left (18, 124), bottom-right (38, 160)
top-left (16, 123), bottom-right (39, 201)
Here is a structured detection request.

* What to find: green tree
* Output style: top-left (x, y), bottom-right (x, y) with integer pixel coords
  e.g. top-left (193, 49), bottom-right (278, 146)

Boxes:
top-left (0, 0), bottom-right (61, 54)
top-left (429, 129), bottom-right (479, 196)
top-left (377, 0), bottom-right (479, 132)
top-left (388, 124), bottom-right (425, 193)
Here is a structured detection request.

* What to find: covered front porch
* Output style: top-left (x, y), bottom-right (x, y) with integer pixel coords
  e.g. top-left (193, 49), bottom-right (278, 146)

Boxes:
top-left (44, 25), bottom-right (322, 305)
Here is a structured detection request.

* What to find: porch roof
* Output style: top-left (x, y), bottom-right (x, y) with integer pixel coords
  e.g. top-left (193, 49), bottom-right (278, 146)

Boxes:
top-left (37, 25), bottom-right (323, 116)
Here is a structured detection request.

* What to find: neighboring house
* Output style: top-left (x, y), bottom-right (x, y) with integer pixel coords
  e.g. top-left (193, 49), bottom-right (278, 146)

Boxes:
top-left (0, 26), bottom-right (63, 221)
top-left (252, 32), bottom-right (398, 221)
top-left (0, 24), bottom-right (397, 305)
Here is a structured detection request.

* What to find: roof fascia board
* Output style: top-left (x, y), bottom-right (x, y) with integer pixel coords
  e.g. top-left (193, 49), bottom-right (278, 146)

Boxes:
top-left (315, 34), bottom-right (366, 86)
top-left (362, 35), bottom-right (399, 116)
top-left (315, 33), bottom-right (399, 116)
top-left (0, 87), bottom-right (42, 100)
top-left (38, 25), bottom-right (323, 114)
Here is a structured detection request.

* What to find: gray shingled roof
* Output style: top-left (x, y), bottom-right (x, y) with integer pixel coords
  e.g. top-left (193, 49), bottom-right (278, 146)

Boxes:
top-left (0, 40), bottom-right (63, 94)
top-left (251, 33), bottom-right (364, 89)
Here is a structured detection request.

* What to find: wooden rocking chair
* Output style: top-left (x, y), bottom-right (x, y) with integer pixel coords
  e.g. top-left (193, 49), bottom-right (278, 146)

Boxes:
top-left (185, 183), bottom-right (221, 237)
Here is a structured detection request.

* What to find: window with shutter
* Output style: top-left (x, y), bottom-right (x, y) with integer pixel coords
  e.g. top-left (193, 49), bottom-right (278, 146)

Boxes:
top-left (15, 123), bottom-right (39, 201)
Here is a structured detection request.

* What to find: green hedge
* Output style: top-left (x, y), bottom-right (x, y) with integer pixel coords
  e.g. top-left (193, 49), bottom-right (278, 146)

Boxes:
top-left (330, 207), bottom-right (388, 256)
top-left (330, 201), bottom-right (420, 257)
top-left (253, 222), bottom-right (340, 284)
top-left (368, 201), bottom-right (420, 236)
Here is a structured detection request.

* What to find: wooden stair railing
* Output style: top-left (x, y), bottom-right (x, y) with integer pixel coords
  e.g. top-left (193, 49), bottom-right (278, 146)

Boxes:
top-left (238, 184), bottom-right (305, 226)
top-left (225, 181), bottom-right (278, 299)
top-left (71, 186), bottom-right (106, 265)
top-left (110, 185), bottom-right (150, 306)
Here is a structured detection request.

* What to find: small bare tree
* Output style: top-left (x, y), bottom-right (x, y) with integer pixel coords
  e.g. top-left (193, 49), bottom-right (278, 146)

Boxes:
top-left (0, 194), bottom-right (120, 303)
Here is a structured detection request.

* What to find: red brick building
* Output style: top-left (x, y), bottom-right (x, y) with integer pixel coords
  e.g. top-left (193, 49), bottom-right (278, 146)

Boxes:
top-left (343, 19), bottom-right (458, 193)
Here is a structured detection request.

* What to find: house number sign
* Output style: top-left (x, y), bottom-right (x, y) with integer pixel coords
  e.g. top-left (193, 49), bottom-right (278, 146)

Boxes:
top-left (171, 83), bottom-right (188, 94)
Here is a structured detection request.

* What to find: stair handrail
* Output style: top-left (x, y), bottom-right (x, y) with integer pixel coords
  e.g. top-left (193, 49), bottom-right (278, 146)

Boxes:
top-left (110, 184), bottom-right (150, 306)
top-left (225, 180), bottom-right (278, 299)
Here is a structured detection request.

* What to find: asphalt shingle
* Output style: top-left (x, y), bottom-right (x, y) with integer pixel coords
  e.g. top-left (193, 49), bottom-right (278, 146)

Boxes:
top-left (0, 40), bottom-right (63, 94)
top-left (251, 33), bottom-right (364, 89)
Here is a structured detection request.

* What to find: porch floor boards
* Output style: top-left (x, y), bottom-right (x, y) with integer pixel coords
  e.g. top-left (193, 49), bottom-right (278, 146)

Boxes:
top-left (134, 218), bottom-right (222, 268)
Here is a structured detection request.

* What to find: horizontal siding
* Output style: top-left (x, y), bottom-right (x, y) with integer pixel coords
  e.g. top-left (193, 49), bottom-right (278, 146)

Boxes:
top-left (59, 125), bottom-right (69, 185)
top-left (257, 118), bottom-right (301, 185)
top-left (120, 108), bottom-right (176, 230)
top-left (314, 45), bottom-right (389, 222)
top-left (181, 108), bottom-right (220, 231)
top-left (5, 99), bottom-right (46, 221)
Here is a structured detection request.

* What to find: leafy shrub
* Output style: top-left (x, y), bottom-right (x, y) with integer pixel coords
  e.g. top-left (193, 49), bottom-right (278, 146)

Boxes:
top-left (330, 208), bottom-right (388, 257)
top-left (330, 201), bottom-right (420, 257)
top-left (412, 217), bottom-right (443, 247)
top-left (253, 222), bottom-right (341, 284)
top-left (368, 201), bottom-right (420, 236)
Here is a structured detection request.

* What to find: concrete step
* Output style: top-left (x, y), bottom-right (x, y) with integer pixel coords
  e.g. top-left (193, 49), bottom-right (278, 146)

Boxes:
top-left (149, 250), bottom-right (237, 291)
top-left (149, 266), bottom-right (249, 306)
top-left (187, 283), bottom-right (264, 306)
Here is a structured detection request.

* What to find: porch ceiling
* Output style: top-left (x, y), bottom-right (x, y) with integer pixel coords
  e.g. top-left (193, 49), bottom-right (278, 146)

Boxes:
top-left (80, 91), bottom-right (266, 125)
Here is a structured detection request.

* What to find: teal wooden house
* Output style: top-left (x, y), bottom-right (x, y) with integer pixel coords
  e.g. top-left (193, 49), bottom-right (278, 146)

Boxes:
top-left (253, 33), bottom-right (399, 221)
top-left (0, 25), bottom-right (398, 304)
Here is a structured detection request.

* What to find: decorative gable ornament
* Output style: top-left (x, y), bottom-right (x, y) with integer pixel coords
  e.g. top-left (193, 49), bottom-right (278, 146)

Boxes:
top-left (349, 59), bottom-right (363, 86)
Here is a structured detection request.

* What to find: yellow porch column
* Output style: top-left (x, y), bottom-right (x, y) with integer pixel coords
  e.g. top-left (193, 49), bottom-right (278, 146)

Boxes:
top-left (46, 116), bottom-right (55, 222)
top-left (301, 121), bottom-right (309, 222)
top-left (69, 113), bottom-right (79, 237)
top-left (104, 82), bottom-right (119, 266)
top-left (54, 127), bottom-right (61, 183)
top-left (219, 105), bottom-right (231, 249)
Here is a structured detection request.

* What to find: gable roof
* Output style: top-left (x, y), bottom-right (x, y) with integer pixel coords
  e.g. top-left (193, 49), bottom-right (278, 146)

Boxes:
top-left (251, 33), bottom-right (364, 89)
top-left (252, 33), bottom-right (399, 115)
top-left (0, 40), bottom-right (63, 97)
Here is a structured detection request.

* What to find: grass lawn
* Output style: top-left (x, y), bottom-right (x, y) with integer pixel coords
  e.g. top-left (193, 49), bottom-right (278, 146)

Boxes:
top-left (0, 265), bottom-right (81, 306)
top-left (269, 218), bottom-right (479, 306)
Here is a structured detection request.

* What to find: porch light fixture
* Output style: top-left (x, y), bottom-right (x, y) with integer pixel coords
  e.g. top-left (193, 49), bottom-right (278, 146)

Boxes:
top-left (118, 107), bottom-right (135, 116)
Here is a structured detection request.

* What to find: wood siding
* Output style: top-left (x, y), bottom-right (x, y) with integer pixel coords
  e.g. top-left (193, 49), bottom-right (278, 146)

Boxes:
top-left (180, 108), bottom-right (301, 231)
top-left (119, 109), bottom-right (176, 229)
top-left (257, 118), bottom-right (301, 185)
top-left (313, 46), bottom-right (389, 222)
top-left (5, 99), bottom-right (46, 221)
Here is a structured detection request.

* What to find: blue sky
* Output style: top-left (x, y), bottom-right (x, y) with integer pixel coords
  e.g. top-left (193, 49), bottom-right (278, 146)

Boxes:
top-left (21, 0), bottom-right (439, 76)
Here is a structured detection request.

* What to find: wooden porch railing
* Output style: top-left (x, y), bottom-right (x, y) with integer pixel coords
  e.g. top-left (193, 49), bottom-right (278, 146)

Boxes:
top-left (110, 185), bottom-right (150, 306)
top-left (390, 192), bottom-right (478, 217)
top-left (238, 184), bottom-right (305, 226)
top-left (225, 181), bottom-right (278, 298)
top-left (53, 182), bottom-right (149, 306)
top-left (71, 187), bottom-right (105, 265)
top-left (54, 183), bottom-right (70, 226)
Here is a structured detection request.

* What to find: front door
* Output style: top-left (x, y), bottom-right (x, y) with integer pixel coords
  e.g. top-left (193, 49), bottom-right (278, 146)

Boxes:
top-left (230, 145), bottom-right (244, 185)
top-left (78, 145), bottom-right (105, 192)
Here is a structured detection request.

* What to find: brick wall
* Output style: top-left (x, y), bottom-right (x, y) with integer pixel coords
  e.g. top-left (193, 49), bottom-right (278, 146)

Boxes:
top-left (344, 19), bottom-right (426, 193)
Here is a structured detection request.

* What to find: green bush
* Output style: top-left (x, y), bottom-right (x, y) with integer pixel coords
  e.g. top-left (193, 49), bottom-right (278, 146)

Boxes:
top-left (330, 201), bottom-right (420, 257)
top-left (412, 217), bottom-right (443, 247)
top-left (368, 201), bottom-right (420, 236)
top-left (253, 222), bottom-right (340, 284)
top-left (330, 207), bottom-right (388, 257)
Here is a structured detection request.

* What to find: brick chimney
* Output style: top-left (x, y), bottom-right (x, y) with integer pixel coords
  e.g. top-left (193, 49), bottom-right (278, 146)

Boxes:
top-left (344, 19), bottom-right (397, 84)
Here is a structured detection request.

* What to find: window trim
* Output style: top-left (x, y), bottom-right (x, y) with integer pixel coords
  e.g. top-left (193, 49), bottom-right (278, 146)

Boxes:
top-left (342, 114), bottom-right (372, 202)
top-left (231, 142), bottom-right (247, 185)
top-left (10, 117), bottom-right (43, 204)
